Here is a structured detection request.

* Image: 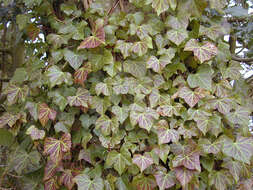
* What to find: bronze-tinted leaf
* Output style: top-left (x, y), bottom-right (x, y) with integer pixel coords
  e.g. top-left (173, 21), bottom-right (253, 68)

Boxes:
top-left (133, 153), bottom-right (154, 172)
top-left (3, 84), bottom-right (28, 105)
top-left (0, 112), bottom-right (20, 128)
top-left (26, 125), bottom-right (45, 140)
top-left (154, 170), bottom-right (175, 190)
top-left (59, 169), bottom-right (75, 190)
top-left (77, 27), bottom-right (105, 49)
top-left (38, 103), bottom-right (57, 127)
top-left (174, 167), bottom-right (195, 187)
top-left (67, 88), bottom-right (91, 108)
top-left (44, 133), bottom-right (71, 163)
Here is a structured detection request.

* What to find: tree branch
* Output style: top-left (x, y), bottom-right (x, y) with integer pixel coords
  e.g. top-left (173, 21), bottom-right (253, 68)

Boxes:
top-left (232, 55), bottom-right (253, 64)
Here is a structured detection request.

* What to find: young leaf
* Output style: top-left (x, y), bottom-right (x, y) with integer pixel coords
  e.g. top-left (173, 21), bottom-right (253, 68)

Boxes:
top-left (26, 125), bottom-right (45, 140)
top-left (74, 174), bottom-right (104, 190)
top-left (95, 82), bottom-right (110, 96)
top-left (77, 27), bottom-right (105, 49)
top-left (115, 40), bottom-right (133, 59)
top-left (74, 64), bottom-right (91, 85)
top-left (131, 41), bottom-right (148, 57)
top-left (38, 103), bottom-right (57, 127)
top-left (44, 133), bottom-right (71, 163)
top-left (133, 153), bottom-right (154, 172)
top-left (44, 160), bottom-right (62, 181)
top-left (64, 49), bottom-right (85, 70)
top-left (172, 151), bottom-right (201, 171)
top-left (184, 39), bottom-right (218, 63)
top-left (111, 105), bottom-right (129, 124)
top-left (151, 0), bottom-right (170, 16)
top-left (0, 112), bottom-right (20, 128)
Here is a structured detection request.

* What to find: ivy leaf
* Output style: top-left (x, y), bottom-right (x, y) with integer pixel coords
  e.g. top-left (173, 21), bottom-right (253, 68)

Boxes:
top-left (44, 178), bottom-right (57, 190)
top-left (74, 64), bottom-right (91, 85)
top-left (199, 138), bottom-right (221, 154)
top-left (222, 136), bottom-right (253, 164)
top-left (95, 82), bottom-right (110, 96)
top-left (95, 115), bottom-right (117, 136)
top-left (178, 87), bottom-right (203, 108)
top-left (111, 105), bottom-right (129, 124)
top-left (44, 160), bottom-right (62, 181)
top-left (3, 84), bottom-right (28, 105)
top-left (131, 41), bottom-right (148, 57)
top-left (154, 170), bottom-right (175, 190)
top-left (187, 64), bottom-right (213, 90)
top-left (166, 29), bottom-right (188, 46)
top-left (38, 103), bottom-right (57, 127)
top-left (77, 27), bottom-right (105, 49)
top-left (223, 160), bottom-right (242, 183)
top-left (74, 174), bottom-right (104, 190)
top-left (151, 0), bottom-right (170, 16)
top-left (146, 55), bottom-right (171, 73)
top-left (45, 65), bottom-right (73, 88)
top-left (0, 112), bottom-right (20, 128)
top-left (8, 148), bottom-right (41, 175)
top-left (123, 60), bottom-right (146, 78)
top-left (207, 97), bottom-right (232, 114)
top-left (25, 102), bottom-right (38, 121)
top-left (67, 88), bottom-right (91, 108)
top-left (133, 153), bottom-right (154, 172)
top-left (59, 169), bottom-right (75, 190)
top-left (174, 167), bottom-right (195, 187)
top-left (26, 125), bottom-right (45, 140)
top-left (226, 106), bottom-right (250, 125)
top-left (155, 120), bottom-right (179, 144)
top-left (64, 49), bottom-right (85, 70)
top-left (184, 39), bottom-right (218, 63)
top-left (209, 170), bottom-right (232, 190)
top-left (105, 149), bottom-right (131, 175)
top-left (115, 40), bottom-right (133, 59)
top-left (130, 107), bottom-right (159, 132)
top-left (173, 151), bottom-right (201, 172)
top-left (44, 133), bottom-right (72, 163)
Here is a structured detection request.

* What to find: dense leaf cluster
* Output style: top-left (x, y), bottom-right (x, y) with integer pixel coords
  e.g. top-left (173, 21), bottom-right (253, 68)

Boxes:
top-left (0, 0), bottom-right (253, 189)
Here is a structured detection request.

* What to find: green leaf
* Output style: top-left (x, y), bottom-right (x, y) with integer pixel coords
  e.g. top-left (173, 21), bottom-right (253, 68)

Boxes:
top-left (0, 128), bottom-right (15, 146)
top-left (222, 160), bottom-right (242, 183)
top-left (8, 148), bottom-right (41, 175)
top-left (222, 136), bottom-right (253, 164)
top-left (209, 170), bottom-right (232, 190)
top-left (105, 149), bottom-right (131, 175)
top-left (45, 65), bottom-right (73, 88)
top-left (199, 138), bottom-right (221, 154)
top-left (178, 87), bottom-right (203, 108)
top-left (112, 105), bottom-right (129, 124)
top-left (74, 174), bottom-right (104, 190)
top-left (151, 0), bottom-right (170, 16)
top-left (187, 64), bottom-right (213, 90)
top-left (226, 106), bottom-right (250, 126)
top-left (115, 40), bottom-right (133, 59)
top-left (64, 49), bottom-right (85, 70)
top-left (123, 60), bottom-right (146, 78)
top-left (95, 82), bottom-right (110, 96)
top-left (166, 29), bottom-right (188, 46)
top-left (0, 112), bottom-right (20, 128)
top-left (173, 151), bottom-right (201, 172)
top-left (133, 153), bottom-right (154, 172)
top-left (131, 41), bottom-right (148, 57)
top-left (184, 39), bottom-right (218, 63)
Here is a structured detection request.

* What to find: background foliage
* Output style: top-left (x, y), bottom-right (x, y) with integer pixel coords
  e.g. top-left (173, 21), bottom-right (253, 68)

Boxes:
top-left (0, 0), bottom-right (253, 189)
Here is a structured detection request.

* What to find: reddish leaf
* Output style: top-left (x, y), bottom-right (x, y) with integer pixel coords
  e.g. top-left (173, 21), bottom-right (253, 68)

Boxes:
top-left (184, 39), bottom-right (218, 63)
top-left (38, 103), bottom-right (57, 127)
top-left (173, 151), bottom-right (201, 172)
top-left (77, 27), bottom-right (105, 49)
top-left (27, 24), bottom-right (40, 41)
top-left (74, 64), bottom-right (91, 85)
top-left (59, 169), bottom-right (75, 190)
top-left (133, 153), bottom-right (154, 172)
top-left (155, 120), bottom-right (179, 144)
top-left (0, 112), bottom-right (20, 128)
top-left (154, 170), bottom-right (175, 190)
top-left (44, 133), bottom-right (71, 163)
top-left (26, 125), bottom-right (45, 140)
top-left (178, 87), bottom-right (202, 107)
top-left (67, 88), bottom-right (91, 108)
top-left (44, 160), bottom-right (62, 181)
top-left (199, 138), bottom-right (221, 154)
top-left (132, 174), bottom-right (157, 190)
top-left (44, 178), bottom-right (57, 190)
top-left (174, 167), bottom-right (195, 187)
top-left (3, 84), bottom-right (29, 105)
